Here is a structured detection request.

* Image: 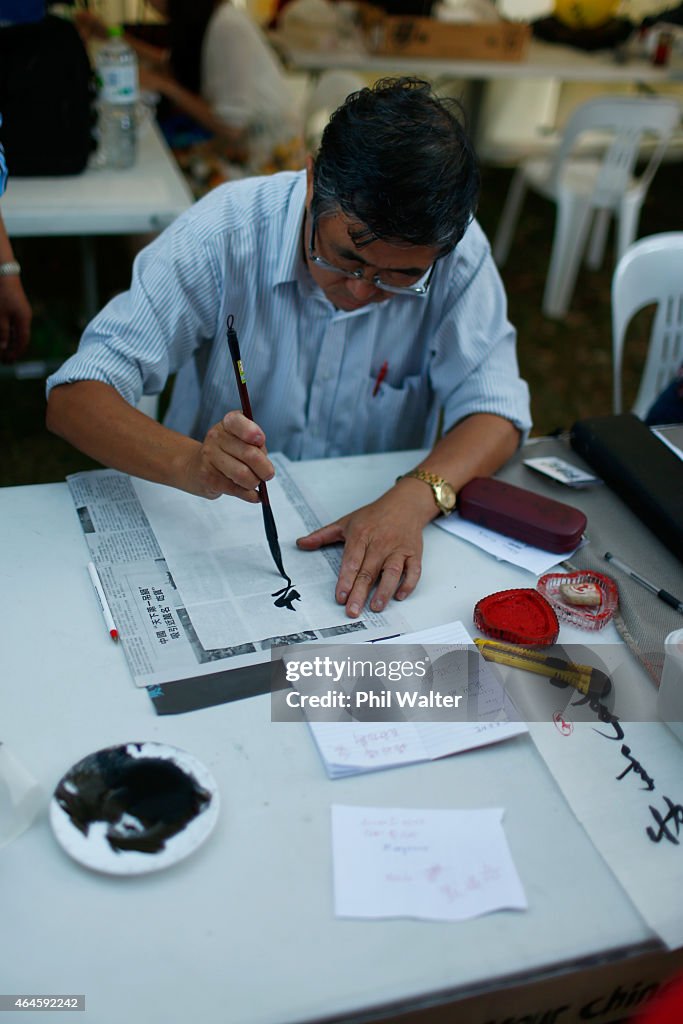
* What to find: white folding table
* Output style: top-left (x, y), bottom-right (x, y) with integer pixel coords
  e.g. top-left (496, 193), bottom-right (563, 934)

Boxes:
top-left (2, 447), bottom-right (683, 1024)
top-left (0, 119), bottom-right (194, 319)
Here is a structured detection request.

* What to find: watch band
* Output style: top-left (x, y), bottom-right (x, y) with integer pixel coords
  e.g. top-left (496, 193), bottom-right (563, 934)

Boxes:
top-left (0, 261), bottom-right (21, 276)
top-left (401, 470), bottom-right (442, 489)
top-left (396, 469), bottom-right (457, 516)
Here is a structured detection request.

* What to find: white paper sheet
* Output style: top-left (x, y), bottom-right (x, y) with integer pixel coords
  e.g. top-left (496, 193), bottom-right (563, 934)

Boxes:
top-left (523, 456), bottom-right (599, 487)
top-left (530, 719), bottom-right (683, 949)
top-left (295, 621), bottom-right (527, 777)
top-left (331, 804), bottom-right (528, 921)
top-left (652, 428), bottom-right (683, 461)
top-left (434, 513), bottom-right (580, 575)
top-left (132, 454), bottom-right (408, 652)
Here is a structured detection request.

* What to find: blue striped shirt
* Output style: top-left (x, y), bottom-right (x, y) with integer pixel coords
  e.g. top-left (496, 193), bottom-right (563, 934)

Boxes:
top-left (47, 170), bottom-right (531, 459)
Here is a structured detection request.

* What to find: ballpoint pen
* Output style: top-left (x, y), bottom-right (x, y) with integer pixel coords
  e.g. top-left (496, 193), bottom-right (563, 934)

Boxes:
top-left (226, 315), bottom-right (290, 585)
top-left (88, 561), bottom-right (119, 641)
top-left (372, 360), bottom-right (388, 397)
top-left (604, 552), bottom-right (683, 615)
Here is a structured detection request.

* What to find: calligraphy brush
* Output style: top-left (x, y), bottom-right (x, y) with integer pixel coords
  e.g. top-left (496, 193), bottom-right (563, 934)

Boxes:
top-left (226, 315), bottom-right (290, 585)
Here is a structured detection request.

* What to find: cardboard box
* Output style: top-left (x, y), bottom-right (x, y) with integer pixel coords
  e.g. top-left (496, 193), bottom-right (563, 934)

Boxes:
top-left (361, 9), bottom-right (531, 61)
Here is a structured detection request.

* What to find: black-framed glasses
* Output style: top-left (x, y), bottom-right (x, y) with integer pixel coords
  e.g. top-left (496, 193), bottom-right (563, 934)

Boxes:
top-left (308, 216), bottom-right (435, 296)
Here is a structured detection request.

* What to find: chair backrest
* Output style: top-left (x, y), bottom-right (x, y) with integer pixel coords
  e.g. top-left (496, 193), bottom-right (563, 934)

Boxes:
top-left (612, 232), bottom-right (683, 417)
top-left (548, 95), bottom-right (681, 204)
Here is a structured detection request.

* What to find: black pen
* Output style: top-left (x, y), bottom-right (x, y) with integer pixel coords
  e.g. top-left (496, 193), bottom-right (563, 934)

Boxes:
top-left (226, 315), bottom-right (290, 585)
top-left (604, 552), bottom-right (683, 614)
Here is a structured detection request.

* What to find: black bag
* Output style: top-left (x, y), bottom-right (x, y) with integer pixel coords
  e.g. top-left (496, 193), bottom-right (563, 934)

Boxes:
top-left (0, 14), bottom-right (96, 176)
top-left (570, 413), bottom-right (683, 564)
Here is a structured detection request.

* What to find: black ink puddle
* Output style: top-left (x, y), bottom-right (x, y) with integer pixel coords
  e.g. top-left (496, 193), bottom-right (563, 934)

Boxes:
top-left (55, 744), bottom-right (211, 854)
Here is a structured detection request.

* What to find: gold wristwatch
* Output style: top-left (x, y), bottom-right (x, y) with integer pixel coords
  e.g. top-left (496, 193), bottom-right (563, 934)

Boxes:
top-left (397, 469), bottom-right (457, 517)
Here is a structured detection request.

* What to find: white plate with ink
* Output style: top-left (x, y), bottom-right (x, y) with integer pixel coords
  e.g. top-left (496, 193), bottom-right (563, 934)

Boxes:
top-left (49, 741), bottom-right (219, 875)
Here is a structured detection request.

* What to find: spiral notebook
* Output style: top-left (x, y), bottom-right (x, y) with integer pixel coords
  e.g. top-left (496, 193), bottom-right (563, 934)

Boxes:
top-left (290, 622), bottom-right (527, 779)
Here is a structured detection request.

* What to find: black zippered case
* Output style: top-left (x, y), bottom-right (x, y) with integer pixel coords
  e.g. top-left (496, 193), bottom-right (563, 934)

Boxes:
top-left (570, 413), bottom-right (683, 564)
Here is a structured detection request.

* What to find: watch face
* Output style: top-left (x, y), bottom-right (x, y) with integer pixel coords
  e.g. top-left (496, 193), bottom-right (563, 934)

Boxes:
top-left (436, 481), bottom-right (456, 511)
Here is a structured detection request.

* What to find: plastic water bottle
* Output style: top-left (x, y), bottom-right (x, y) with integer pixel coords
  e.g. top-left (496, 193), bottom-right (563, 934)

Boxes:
top-left (95, 26), bottom-right (139, 169)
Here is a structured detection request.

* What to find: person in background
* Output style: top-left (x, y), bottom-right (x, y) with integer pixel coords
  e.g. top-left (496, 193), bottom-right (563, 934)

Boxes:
top-left (46, 78), bottom-right (530, 617)
top-left (0, 128), bottom-right (31, 363)
top-left (76, 0), bottom-right (303, 187)
top-left (0, 0), bottom-right (41, 360)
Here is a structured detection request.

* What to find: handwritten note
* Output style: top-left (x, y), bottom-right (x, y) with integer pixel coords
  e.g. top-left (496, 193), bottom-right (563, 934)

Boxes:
top-left (331, 805), bottom-right (527, 921)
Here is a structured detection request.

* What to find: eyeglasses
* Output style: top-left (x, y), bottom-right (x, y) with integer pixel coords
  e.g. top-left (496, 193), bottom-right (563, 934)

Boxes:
top-left (307, 216), bottom-right (435, 296)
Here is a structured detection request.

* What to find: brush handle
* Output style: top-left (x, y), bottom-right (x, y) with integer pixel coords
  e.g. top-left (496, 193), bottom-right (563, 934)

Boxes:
top-left (226, 316), bottom-right (286, 578)
top-left (227, 315), bottom-right (271, 510)
top-left (227, 314), bottom-right (255, 421)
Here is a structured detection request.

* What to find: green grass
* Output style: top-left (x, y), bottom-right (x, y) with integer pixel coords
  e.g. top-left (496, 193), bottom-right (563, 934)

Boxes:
top-left (2, 163), bottom-right (673, 488)
top-left (475, 164), bottom-right (661, 436)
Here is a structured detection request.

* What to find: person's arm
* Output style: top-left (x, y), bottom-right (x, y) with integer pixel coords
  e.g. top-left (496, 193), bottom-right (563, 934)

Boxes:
top-left (74, 12), bottom-right (170, 70)
top-left (0, 212), bottom-right (31, 363)
top-left (138, 66), bottom-right (248, 157)
top-left (75, 14), bottom-right (236, 145)
top-left (125, 33), bottom-right (170, 69)
top-left (46, 208), bottom-right (266, 489)
top-left (297, 413), bottom-right (520, 618)
top-left (46, 380), bottom-right (274, 503)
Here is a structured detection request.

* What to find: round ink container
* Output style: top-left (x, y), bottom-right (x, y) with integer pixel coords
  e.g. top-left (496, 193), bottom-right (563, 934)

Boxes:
top-left (536, 571), bottom-right (618, 631)
top-left (49, 741), bottom-right (219, 875)
top-left (473, 588), bottom-right (559, 646)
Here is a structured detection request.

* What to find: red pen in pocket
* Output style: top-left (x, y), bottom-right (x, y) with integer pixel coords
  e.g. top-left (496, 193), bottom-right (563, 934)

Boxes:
top-left (372, 360), bottom-right (388, 397)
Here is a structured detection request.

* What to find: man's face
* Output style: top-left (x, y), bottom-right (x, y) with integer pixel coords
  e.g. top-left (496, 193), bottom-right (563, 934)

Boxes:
top-left (304, 160), bottom-right (439, 313)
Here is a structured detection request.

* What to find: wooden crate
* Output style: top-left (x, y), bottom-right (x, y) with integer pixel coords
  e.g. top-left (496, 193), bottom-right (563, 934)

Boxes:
top-left (361, 10), bottom-right (531, 61)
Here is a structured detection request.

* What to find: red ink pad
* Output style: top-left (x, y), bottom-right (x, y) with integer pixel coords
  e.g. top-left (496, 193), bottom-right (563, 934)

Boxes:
top-left (536, 571), bottom-right (618, 631)
top-left (474, 588), bottom-right (559, 646)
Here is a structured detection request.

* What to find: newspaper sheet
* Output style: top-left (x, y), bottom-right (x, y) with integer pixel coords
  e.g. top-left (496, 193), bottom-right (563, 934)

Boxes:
top-left (67, 457), bottom-right (411, 689)
top-left (131, 454), bottom-right (401, 652)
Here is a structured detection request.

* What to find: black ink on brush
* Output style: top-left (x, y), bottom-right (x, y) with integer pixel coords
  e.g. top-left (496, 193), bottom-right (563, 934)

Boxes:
top-left (55, 745), bottom-right (211, 854)
top-left (226, 315), bottom-right (291, 587)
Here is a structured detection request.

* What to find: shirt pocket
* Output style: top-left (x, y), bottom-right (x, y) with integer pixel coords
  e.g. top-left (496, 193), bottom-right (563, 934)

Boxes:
top-left (353, 370), bottom-right (431, 453)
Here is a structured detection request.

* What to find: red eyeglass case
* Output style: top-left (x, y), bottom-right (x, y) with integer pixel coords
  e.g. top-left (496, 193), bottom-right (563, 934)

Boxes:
top-left (457, 477), bottom-right (587, 554)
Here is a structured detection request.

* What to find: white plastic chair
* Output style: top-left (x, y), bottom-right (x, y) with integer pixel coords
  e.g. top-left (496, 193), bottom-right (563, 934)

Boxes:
top-left (612, 232), bottom-right (683, 417)
top-left (493, 95), bottom-right (681, 319)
